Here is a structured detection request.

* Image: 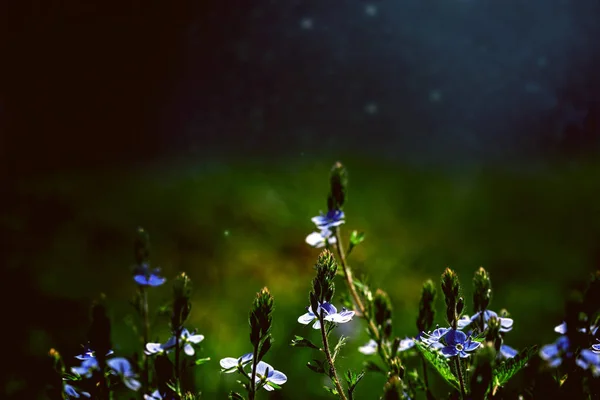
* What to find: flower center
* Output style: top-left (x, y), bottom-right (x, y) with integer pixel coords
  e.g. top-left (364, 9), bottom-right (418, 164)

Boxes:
top-left (456, 344), bottom-right (464, 351)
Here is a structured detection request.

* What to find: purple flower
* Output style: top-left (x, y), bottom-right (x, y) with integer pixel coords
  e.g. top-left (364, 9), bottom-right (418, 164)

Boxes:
top-left (311, 210), bottom-right (345, 230)
top-left (249, 361), bottom-right (287, 391)
top-left (134, 263), bottom-right (166, 287)
top-left (457, 310), bottom-right (513, 333)
top-left (145, 328), bottom-right (204, 356)
top-left (440, 329), bottom-right (480, 358)
top-left (220, 353), bottom-right (254, 373)
top-left (297, 302), bottom-right (355, 330)
top-left (421, 327), bottom-right (449, 350)
top-left (107, 357), bottom-right (141, 391)
top-left (305, 228), bottom-right (337, 248)
top-left (499, 344), bottom-right (518, 359)
top-left (540, 335), bottom-right (571, 367)
top-left (576, 349), bottom-right (600, 376)
top-left (64, 383), bottom-right (90, 398)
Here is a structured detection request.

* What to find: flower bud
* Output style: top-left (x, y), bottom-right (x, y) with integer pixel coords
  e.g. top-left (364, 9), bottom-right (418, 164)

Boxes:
top-left (172, 272), bottom-right (192, 330)
top-left (473, 267), bottom-right (492, 313)
top-left (134, 227), bottom-right (151, 265)
top-left (249, 287), bottom-right (274, 347)
top-left (329, 161), bottom-right (348, 210)
top-left (311, 250), bottom-right (338, 305)
top-left (417, 280), bottom-right (436, 332)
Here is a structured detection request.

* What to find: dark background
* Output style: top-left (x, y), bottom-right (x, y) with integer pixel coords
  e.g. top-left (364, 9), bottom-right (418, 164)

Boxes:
top-left (2, 1), bottom-right (600, 399)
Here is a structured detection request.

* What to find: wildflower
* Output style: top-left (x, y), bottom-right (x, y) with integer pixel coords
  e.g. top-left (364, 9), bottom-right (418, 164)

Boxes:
top-left (71, 358), bottom-right (99, 378)
top-left (107, 357), bottom-right (141, 391)
top-left (398, 337), bottom-right (417, 352)
top-left (554, 321), bottom-right (598, 335)
top-left (421, 327), bottom-right (449, 350)
top-left (540, 335), bottom-right (571, 367)
top-left (577, 349), bottom-right (600, 376)
top-left (133, 263), bottom-right (166, 287)
top-left (457, 310), bottom-right (513, 333)
top-left (311, 210), bottom-right (345, 230)
top-left (144, 390), bottom-right (177, 400)
top-left (440, 329), bottom-right (481, 358)
top-left (64, 383), bottom-right (91, 398)
top-left (249, 361), bottom-right (287, 391)
top-left (297, 301), bottom-right (355, 330)
top-left (145, 328), bottom-right (204, 356)
top-left (592, 339), bottom-right (600, 354)
top-left (499, 344), bottom-right (518, 359)
top-left (305, 228), bottom-right (337, 248)
top-left (358, 339), bottom-right (377, 355)
top-left (220, 353), bottom-right (254, 373)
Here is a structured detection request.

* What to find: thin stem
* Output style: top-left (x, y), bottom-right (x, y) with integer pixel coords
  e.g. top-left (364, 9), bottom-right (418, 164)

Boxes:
top-left (333, 228), bottom-right (391, 365)
top-left (249, 346), bottom-right (259, 400)
top-left (140, 287), bottom-right (150, 393)
top-left (319, 313), bottom-right (348, 400)
top-left (454, 356), bottom-right (466, 399)
top-left (174, 327), bottom-right (182, 393)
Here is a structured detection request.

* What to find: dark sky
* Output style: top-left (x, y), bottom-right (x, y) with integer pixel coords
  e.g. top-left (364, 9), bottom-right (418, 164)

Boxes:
top-left (2, 0), bottom-right (600, 177)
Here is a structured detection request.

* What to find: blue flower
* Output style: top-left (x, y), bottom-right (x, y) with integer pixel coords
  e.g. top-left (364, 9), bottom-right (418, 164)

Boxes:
top-left (64, 383), bottom-right (91, 398)
top-left (358, 339), bottom-right (377, 355)
top-left (311, 210), bottom-right (345, 230)
top-left (554, 321), bottom-right (598, 335)
top-left (297, 302), bottom-right (355, 330)
top-left (499, 344), bottom-right (518, 359)
top-left (592, 339), bottom-right (600, 354)
top-left (305, 228), bottom-right (337, 248)
top-left (134, 263), bottom-right (166, 286)
top-left (440, 329), bottom-right (481, 358)
top-left (145, 328), bottom-right (205, 356)
top-left (421, 327), bottom-right (449, 350)
top-left (457, 310), bottom-right (513, 333)
top-left (71, 358), bottom-right (99, 378)
top-left (577, 349), bottom-right (600, 376)
top-left (540, 335), bottom-right (571, 367)
top-left (107, 357), bottom-right (141, 391)
top-left (249, 361), bottom-right (287, 391)
top-left (220, 353), bottom-right (254, 373)
top-left (144, 390), bottom-right (177, 400)
top-left (75, 346), bottom-right (114, 361)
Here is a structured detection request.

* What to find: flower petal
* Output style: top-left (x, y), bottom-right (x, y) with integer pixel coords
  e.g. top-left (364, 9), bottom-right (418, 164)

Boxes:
top-left (540, 343), bottom-right (559, 360)
top-left (107, 357), bottom-right (133, 376)
top-left (305, 232), bottom-right (326, 247)
top-left (255, 361), bottom-right (271, 377)
top-left (145, 343), bottom-right (164, 355)
top-left (554, 322), bottom-right (567, 334)
top-left (499, 317), bottom-right (514, 332)
top-left (184, 344), bottom-right (195, 356)
top-left (441, 346), bottom-right (459, 357)
top-left (220, 357), bottom-right (239, 371)
top-left (326, 310), bottom-right (355, 324)
top-left (312, 319), bottom-right (321, 330)
top-left (445, 329), bottom-right (466, 346)
top-left (457, 315), bottom-right (472, 330)
top-left (239, 353), bottom-right (253, 364)
top-left (500, 344), bottom-right (518, 359)
top-left (187, 334), bottom-right (204, 344)
top-left (298, 312), bottom-right (316, 325)
top-left (124, 377), bottom-right (142, 391)
top-left (398, 338), bottom-right (415, 352)
top-left (464, 340), bottom-right (481, 352)
top-left (147, 275), bottom-right (166, 286)
top-left (359, 340), bottom-right (378, 355)
top-left (268, 370), bottom-right (287, 385)
top-left (320, 302), bottom-right (337, 315)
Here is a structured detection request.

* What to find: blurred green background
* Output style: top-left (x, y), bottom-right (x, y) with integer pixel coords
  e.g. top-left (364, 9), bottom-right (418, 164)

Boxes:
top-left (4, 156), bottom-right (600, 399)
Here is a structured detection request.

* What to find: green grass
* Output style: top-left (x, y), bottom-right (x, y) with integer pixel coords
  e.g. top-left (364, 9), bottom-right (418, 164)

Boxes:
top-left (6, 157), bottom-right (600, 398)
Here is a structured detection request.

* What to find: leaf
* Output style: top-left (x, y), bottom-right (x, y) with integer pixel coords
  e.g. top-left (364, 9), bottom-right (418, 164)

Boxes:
top-left (492, 345), bottom-right (537, 388)
top-left (307, 359), bottom-right (326, 374)
top-left (415, 341), bottom-right (460, 391)
top-left (346, 369), bottom-right (365, 394)
top-left (350, 231), bottom-right (365, 247)
top-left (323, 386), bottom-right (339, 396)
top-left (194, 357), bottom-right (211, 366)
top-left (332, 336), bottom-right (348, 362)
top-left (290, 335), bottom-right (320, 350)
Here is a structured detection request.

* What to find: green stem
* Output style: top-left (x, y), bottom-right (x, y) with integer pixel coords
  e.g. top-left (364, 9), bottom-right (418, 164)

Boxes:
top-left (319, 313), bottom-right (348, 400)
top-left (141, 287), bottom-right (150, 393)
top-left (174, 327), bottom-right (182, 394)
top-left (454, 356), bottom-right (466, 399)
top-left (249, 346), bottom-right (260, 400)
top-left (333, 228), bottom-right (392, 366)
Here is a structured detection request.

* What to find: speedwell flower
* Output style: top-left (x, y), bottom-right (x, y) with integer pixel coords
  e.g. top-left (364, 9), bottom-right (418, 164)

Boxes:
top-left (144, 390), bottom-right (178, 400)
top-left (133, 263), bottom-right (166, 286)
top-left (457, 310), bottom-right (513, 333)
top-left (311, 210), bottom-right (345, 230)
top-left (554, 321), bottom-right (598, 335)
top-left (249, 361), bottom-right (288, 391)
top-left (440, 329), bottom-right (480, 358)
top-left (297, 301), bottom-right (355, 330)
top-left (592, 339), bottom-right (600, 354)
top-left (358, 339), bottom-right (377, 355)
top-left (421, 327), bottom-right (449, 350)
top-left (145, 328), bottom-right (204, 356)
top-left (220, 353), bottom-right (253, 373)
top-left (577, 349), bottom-right (600, 376)
top-left (64, 383), bottom-right (91, 398)
top-left (305, 228), bottom-right (337, 248)
top-left (540, 335), bottom-right (571, 367)
top-left (107, 357), bottom-right (141, 391)
top-left (499, 344), bottom-right (518, 359)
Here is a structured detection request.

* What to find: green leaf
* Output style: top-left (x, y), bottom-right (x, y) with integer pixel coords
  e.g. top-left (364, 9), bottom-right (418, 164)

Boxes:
top-left (194, 357), bottom-right (211, 366)
top-left (290, 335), bottom-right (320, 350)
top-left (323, 386), bottom-right (339, 396)
top-left (492, 345), bottom-right (537, 388)
top-left (350, 231), bottom-right (365, 247)
top-left (346, 369), bottom-right (365, 393)
top-left (415, 341), bottom-right (460, 391)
